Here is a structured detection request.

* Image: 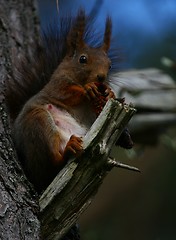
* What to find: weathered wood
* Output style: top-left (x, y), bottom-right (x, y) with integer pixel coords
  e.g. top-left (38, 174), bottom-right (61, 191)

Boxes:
top-left (39, 99), bottom-right (136, 240)
top-left (111, 68), bottom-right (176, 144)
top-left (112, 68), bottom-right (176, 111)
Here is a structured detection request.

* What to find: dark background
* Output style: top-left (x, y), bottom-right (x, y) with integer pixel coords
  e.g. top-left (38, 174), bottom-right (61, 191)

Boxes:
top-left (37, 1), bottom-right (176, 239)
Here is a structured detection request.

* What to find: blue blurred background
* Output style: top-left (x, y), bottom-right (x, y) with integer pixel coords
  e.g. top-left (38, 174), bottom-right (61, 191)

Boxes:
top-left (38, 0), bottom-right (176, 70)
top-left (37, 1), bottom-right (176, 239)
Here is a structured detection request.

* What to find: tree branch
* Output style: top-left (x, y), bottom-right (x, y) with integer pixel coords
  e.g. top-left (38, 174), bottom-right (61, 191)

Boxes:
top-left (39, 99), bottom-right (136, 240)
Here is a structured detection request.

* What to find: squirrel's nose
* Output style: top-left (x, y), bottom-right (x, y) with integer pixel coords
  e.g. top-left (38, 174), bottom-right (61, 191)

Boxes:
top-left (97, 74), bottom-right (106, 82)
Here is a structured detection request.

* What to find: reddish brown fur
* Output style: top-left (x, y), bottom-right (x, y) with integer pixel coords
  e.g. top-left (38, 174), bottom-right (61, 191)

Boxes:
top-left (6, 9), bottom-right (134, 193)
top-left (7, 10), bottom-right (115, 192)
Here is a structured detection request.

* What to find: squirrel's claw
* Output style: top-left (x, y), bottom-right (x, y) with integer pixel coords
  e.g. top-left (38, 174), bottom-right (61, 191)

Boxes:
top-left (63, 135), bottom-right (83, 160)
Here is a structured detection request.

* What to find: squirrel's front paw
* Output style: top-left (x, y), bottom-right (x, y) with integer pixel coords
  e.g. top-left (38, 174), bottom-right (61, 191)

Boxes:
top-left (85, 82), bottom-right (116, 116)
top-left (84, 82), bottom-right (101, 100)
top-left (103, 86), bottom-right (116, 100)
top-left (63, 135), bottom-right (83, 160)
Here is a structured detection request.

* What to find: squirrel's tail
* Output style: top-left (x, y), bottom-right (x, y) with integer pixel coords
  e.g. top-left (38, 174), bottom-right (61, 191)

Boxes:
top-left (5, 15), bottom-right (70, 120)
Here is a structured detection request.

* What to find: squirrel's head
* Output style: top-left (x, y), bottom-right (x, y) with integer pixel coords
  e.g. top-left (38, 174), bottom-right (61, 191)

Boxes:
top-left (64, 10), bottom-right (112, 85)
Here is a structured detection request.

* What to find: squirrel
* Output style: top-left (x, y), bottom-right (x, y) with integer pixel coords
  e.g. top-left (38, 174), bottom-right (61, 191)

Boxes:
top-left (5, 10), bottom-right (133, 193)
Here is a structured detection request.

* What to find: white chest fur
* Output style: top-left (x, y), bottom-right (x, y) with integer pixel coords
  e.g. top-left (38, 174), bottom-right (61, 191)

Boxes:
top-left (46, 104), bottom-right (88, 153)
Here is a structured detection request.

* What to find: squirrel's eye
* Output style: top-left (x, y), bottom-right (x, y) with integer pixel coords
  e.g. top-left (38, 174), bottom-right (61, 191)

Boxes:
top-left (79, 55), bottom-right (87, 64)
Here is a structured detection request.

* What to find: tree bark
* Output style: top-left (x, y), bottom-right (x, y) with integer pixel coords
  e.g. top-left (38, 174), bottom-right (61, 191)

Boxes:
top-left (0, 0), bottom-right (41, 239)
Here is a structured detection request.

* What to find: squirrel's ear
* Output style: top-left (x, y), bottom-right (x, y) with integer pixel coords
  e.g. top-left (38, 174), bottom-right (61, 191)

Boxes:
top-left (102, 16), bottom-right (112, 52)
top-left (67, 9), bottom-right (86, 56)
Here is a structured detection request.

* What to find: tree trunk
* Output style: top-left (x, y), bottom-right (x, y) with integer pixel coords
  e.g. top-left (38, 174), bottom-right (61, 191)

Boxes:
top-left (0, 0), bottom-right (41, 239)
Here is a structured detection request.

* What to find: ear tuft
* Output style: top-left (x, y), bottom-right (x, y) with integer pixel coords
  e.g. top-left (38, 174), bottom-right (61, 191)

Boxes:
top-left (102, 16), bottom-right (112, 52)
top-left (67, 9), bottom-right (86, 56)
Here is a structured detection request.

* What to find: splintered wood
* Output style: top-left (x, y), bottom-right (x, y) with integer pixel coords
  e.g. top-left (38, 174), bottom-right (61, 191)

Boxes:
top-left (39, 99), bottom-right (136, 240)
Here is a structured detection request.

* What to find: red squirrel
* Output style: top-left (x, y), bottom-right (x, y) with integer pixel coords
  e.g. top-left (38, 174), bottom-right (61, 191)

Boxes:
top-left (6, 10), bottom-right (133, 192)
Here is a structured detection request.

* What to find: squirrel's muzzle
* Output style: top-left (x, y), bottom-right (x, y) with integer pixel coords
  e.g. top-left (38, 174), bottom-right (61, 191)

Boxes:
top-left (97, 74), bottom-right (106, 82)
